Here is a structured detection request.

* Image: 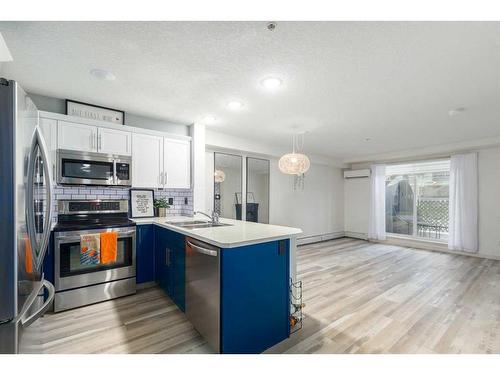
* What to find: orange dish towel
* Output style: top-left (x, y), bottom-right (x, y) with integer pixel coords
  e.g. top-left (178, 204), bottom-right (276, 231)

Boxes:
top-left (100, 231), bottom-right (118, 264)
top-left (24, 237), bottom-right (33, 274)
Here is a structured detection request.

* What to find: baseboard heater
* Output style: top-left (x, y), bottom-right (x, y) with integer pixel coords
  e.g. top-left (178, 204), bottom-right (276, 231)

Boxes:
top-left (297, 232), bottom-right (345, 245)
top-left (343, 231), bottom-right (368, 240)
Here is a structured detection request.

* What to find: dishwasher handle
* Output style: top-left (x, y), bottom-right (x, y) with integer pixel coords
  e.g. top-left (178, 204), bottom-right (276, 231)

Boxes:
top-left (186, 239), bottom-right (218, 257)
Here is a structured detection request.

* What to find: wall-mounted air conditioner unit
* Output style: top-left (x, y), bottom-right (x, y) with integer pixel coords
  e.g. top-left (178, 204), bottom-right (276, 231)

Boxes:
top-left (343, 169), bottom-right (370, 179)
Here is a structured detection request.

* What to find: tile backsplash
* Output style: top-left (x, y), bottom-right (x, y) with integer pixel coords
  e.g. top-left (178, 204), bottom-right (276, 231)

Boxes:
top-left (52, 186), bottom-right (193, 222)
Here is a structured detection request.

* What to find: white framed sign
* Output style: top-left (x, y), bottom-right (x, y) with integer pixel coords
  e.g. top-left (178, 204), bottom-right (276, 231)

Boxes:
top-left (66, 99), bottom-right (125, 124)
top-left (129, 189), bottom-right (155, 218)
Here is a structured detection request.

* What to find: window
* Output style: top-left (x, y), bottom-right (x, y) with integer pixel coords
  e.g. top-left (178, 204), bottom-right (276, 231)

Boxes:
top-left (385, 159), bottom-right (450, 241)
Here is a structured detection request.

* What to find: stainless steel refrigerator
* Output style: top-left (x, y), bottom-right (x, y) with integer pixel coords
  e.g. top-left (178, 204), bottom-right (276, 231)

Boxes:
top-left (0, 78), bottom-right (55, 354)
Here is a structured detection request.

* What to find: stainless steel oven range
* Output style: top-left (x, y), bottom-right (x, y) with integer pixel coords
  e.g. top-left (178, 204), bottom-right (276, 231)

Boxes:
top-left (53, 199), bottom-right (136, 312)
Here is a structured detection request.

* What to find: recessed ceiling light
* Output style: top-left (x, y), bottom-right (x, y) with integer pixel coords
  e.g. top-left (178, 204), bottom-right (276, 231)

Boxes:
top-left (365, 137), bottom-right (371, 142)
top-left (448, 107), bottom-right (467, 116)
top-left (261, 77), bottom-right (282, 90)
top-left (90, 68), bottom-right (116, 81)
top-left (226, 100), bottom-right (244, 110)
top-left (202, 115), bottom-right (217, 124)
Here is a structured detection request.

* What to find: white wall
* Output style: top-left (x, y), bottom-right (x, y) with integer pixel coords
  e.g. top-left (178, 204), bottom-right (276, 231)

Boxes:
top-left (28, 93), bottom-right (190, 136)
top-left (344, 177), bottom-right (370, 239)
top-left (269, 158), bottom-right (344, 239)
top-left (344, 145), bottom-right (500, 258)
top-left (477, 146), bottom-right (500, 257)
top-left (206, 129), bottom-right (345, 168)
top-left (191, 123), bottom-right (206, 213)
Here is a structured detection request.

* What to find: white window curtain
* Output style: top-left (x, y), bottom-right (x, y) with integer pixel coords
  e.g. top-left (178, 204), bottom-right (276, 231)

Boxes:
top-left (448, 153), bottom-right (478, 252)
top-left (368, 164), bottom-right (386, 241)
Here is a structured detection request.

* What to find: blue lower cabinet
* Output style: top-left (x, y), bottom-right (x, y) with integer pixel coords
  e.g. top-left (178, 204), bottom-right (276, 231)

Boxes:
top-left (136, 224), bottom-right (155, 284)
top-left (220, 240), bottom-right (290, 354)
top-left (155, 226), bottom-right (171, 293)
top-left (154, 226), bottom-right (186, 312)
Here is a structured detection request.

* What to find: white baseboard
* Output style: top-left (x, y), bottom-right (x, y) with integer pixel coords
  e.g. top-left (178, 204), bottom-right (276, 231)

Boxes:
top-left (344, 231), bottom-right (368, 240)
top-left (372, 236), bottom-right (500, 261)
top-left (297, 231), bottom-right (345, 246)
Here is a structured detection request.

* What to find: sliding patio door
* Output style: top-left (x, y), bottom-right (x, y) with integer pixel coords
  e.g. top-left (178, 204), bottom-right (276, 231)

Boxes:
top-left (385, 159), bottom-right (450, 241)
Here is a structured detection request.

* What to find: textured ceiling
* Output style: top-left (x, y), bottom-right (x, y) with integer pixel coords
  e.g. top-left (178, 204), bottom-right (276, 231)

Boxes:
top-left (1, 21), bottom-right (499, 161)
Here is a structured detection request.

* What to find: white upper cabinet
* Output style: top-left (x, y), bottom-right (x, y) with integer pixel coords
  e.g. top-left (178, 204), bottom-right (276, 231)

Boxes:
top-left (164, 137), bottom-right (191, 189)
top-left (57, 120), bottom-right (131, 155)
top-left (39, 117), bottom-right (58, 183)
top-left (97, 127), bottom-right (132, 156)
top-left (57, 120), bottom-right (97, 152)
top-left (132, 133), bottom-right (163, 188)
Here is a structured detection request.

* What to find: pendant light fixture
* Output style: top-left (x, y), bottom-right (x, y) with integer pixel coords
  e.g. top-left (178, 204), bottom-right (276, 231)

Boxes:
top-left (278, 132), bottom-right (311, 175)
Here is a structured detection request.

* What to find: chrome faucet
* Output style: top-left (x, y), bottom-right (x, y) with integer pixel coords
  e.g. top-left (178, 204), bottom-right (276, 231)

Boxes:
top-left (194, 210), bottom-right (220, 224)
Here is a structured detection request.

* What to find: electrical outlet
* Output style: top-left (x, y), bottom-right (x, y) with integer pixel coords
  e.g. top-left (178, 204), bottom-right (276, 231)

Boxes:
top-left (184, 197), bottom-right (188, 205)
top-left (168, 198), bottom-right (173, 205)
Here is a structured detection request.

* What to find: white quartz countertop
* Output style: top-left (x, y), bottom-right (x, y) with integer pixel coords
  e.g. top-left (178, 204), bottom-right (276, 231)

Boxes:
top-left (131, 215), bottom-right (302, 248)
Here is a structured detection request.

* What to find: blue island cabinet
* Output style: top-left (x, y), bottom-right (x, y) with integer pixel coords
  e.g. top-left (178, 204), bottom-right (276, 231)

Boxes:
top-left (154, 226), bottom-right (186, 312)
top-left (220, 239), bottom-right (290, 354)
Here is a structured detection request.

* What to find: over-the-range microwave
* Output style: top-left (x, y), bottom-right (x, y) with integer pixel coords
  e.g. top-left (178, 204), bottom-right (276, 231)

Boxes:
top-left (57, 149), bottom-right (132, 186)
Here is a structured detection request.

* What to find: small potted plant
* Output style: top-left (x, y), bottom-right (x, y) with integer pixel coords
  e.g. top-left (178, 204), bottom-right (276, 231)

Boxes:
top-left (154, 198), bottom-right (170, 217)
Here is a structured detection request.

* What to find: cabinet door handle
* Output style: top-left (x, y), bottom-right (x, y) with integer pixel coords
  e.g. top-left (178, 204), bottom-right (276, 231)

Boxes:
top-left (165, 248), bottom-right (171, 266)
top-left (98, 134), bottom-right (102, 150)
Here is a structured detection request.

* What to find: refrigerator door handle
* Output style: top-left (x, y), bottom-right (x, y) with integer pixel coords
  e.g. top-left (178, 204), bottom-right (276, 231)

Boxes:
top-left (26, 126), bottom-right (54, 271)
top-left (20, 280), bottom-right (55, 327)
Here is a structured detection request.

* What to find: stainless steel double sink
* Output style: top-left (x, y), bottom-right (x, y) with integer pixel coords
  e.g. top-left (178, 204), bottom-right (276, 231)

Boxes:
top-left (165, 220), bottom-right (233, 230)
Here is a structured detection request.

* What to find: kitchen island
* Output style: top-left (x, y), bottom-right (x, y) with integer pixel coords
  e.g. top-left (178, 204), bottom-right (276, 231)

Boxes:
top-left (132, 215), bottom-right (302, 354)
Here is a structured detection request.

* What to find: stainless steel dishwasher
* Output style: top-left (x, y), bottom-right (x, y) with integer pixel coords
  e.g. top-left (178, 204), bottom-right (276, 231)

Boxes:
top-left (185, 237), bottom-right (220, 352)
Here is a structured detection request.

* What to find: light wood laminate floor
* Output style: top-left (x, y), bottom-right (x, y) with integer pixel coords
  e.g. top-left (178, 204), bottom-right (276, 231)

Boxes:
top-left (26, 238), bottom-right (500, 354)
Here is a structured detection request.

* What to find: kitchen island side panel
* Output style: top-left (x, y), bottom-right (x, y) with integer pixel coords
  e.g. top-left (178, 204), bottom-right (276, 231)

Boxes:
top-left (136, 224), bottom-right (155, 284)
top-left (220, 239), bottom-right (290, 354)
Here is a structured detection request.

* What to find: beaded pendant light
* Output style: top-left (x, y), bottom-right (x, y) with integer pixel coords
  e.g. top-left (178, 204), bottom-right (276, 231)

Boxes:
top-left (278, 133), bottom-right (310, 175)
top-left (214, 169), bottom-right (226, 183)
